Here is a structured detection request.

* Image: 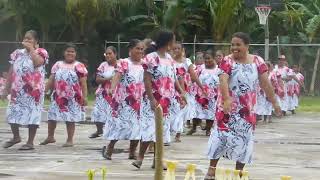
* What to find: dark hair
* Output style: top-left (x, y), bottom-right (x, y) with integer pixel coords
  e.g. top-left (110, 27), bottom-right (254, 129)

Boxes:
top-left (127, 39), bottom-right (141, 49)
top-left (25, 30), bottom-right (39, 43)
top-left (215, 50), bottom-right (224, 56)
top-left (106, 46), bottom-right (117, 54)
top-left (64, 43), bottom-right (77, 52)
top-left (145, 44), bottom-right (157, 54)
top-left (196, 51), bottom-right (204, 55)
top-left (232, 32), bottom-right (250, 45)
top-left (155, 30), bottom-right (174, 49)
top-left (265, 61), bottom-right (272, 68)
top-left (204, 50), bottom-right (215, 58)
top-left (175, 41), bottom-right (184, 48)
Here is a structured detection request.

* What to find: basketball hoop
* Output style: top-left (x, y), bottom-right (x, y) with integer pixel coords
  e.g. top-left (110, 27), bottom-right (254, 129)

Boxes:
top-left (255, 6), bottom-right (272, 25)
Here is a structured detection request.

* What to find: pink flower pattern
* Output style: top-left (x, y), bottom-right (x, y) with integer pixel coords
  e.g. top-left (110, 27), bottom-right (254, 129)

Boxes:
top-left (295, 73), bottom-right (304, 96)
top-left (103, 58), bottom-right (144, 141)
top-left (0, 78), bottom-right (7, 95)
top-left (141, 52), bottom-right (180, 143)
top-left (48, 61), bottom-right (88, 122)
top-left (207, 55), bottom-right (268, 164)
top-left (92, 62), bottom-right (116, 123)
top-left (194, 68), bottom-right (220, 120)
top-left (6, 48), bottom-right (48, 125)
top-left (215, 55), bottom-right (268, 130)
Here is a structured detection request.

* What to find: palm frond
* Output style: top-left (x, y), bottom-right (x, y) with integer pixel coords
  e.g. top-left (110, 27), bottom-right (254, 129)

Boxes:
top-left (306, 15), bottom-right (320, 41)
top-left (122, 15), bottom-right (152, 24)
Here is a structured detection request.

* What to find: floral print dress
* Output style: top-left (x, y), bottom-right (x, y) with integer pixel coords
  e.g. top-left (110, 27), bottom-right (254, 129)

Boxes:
top-left (171, 58), bottom-right (197, 133)
top-left (275, 66), bottom-right (290, 111)
top-left (286, 69), bottom-right (296, 111)
top-left (175, 58), bottom-right (197, 120)
top-left (293, 72), bottom-right (304, 108)
top-left (0, 77), bottom-right (7, 96)
top-left (194, 67), bottom-right (220, 120)
top-left (141, 52), bottom-right (180, 143)
top-left (103, 58), bottom-right (144, 140)
top-left (207, 55), bottom-right (268, 164)
top-left (91, 62), bottom-right (115, 123)
top-left (6, 48), bottom-right (49, 125)
top-left (255, 72), bottom-right (274, 116)
top-left (48, 61), bottom-right (88, 122)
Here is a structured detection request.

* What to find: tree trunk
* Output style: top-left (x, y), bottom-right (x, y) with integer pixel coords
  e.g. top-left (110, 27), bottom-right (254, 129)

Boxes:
top-left (15, 15), bottom-right (23, 42)
top-left (309, 48), bottom-right (320, 96)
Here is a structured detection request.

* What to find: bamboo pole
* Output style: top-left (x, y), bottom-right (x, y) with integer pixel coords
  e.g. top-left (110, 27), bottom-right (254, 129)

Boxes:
top-left (155, 105), bottom-right (164, 180)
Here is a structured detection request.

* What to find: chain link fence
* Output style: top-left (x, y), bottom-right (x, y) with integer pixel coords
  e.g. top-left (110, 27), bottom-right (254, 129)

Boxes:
top-left (1, 39), bottom-right (319, 95)
top-left (105, 39), bottom-right (320, 96)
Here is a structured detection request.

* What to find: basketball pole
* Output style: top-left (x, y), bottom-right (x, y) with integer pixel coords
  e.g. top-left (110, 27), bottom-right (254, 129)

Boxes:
top-left (264, 19), bottom-right (270, 61)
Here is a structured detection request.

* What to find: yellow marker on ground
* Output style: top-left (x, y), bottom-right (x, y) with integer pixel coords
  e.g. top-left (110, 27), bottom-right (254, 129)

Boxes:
top-left (164, 161), bottom-right (178, 180)
top-left (101, 167), bottom-right (107, 180)
top-left (225, 169), bottom-right (232, 180)
top-left (241, 171), bottom-right (249, 180)
top-left (233, 170), bottom-right (241, 180)
top-left (281, 176), bottom-right (292, 180)
top-left (215, 168), bottom-right (225, 180)
top-left (184, 164), bottom-right (196, 180)
top-left (86, 169), bottom-right (96, 180)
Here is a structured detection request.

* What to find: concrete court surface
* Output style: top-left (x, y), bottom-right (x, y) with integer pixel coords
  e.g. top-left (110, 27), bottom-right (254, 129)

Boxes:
top-left (0, 108), bottom-right (320, 180)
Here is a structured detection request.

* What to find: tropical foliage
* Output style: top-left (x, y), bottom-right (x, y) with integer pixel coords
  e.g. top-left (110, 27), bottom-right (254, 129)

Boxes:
top-left (0, 0), bottom-right (320, 94)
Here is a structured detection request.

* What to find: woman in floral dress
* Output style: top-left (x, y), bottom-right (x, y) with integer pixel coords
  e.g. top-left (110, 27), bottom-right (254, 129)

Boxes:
top-left (204, 32), bottom-right (281, 179)
top-left (275, 55), bottom-right (291, 116)
top-left (41, 43), bottom-right (88, 147)
top-left (256, 62), bottom-right (276, 123)
top-left (214, 50), bottom-right (224, 65)
top-left (3, 30), bottom-right (49, 150)
top-left (292, 65), bottom-right (304, 108)
top-left (102, 39), bottom-right (144, 160)
top-left (194, 50), bottom-right (220, 136)
top-left (171, 42), bottom-right (204, 141)
top-left (132, 30), bottom-right (186, 169)
top-left (89, 46), bottom-right (117, 138)
top-left (0, 72), bottom-right (8, 100)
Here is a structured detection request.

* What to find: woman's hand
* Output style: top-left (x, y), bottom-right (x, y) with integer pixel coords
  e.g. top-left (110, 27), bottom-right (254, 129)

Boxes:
top-left (22, 41), bottom-right (35, 51)
top-left (150, 98), bottom-right (159, 111)
top-left (273, 103), bottom-right (282, 117)
top-left (222, 97), bottom-right (232, 113)
top-left (83, 98), bottom-right (88, 106)
top-left (181, 94), bottom-right (188, 106)
top-left (107, 89), bottom-right (113, 96)
top-left (201, 86), bottom-right (208, 97)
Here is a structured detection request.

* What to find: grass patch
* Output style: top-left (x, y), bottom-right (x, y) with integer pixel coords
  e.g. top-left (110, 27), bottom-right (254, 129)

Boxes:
top-left (297, 96), bottom-right (320, 112)
top-left (0, 100), bottom-right (8, 107)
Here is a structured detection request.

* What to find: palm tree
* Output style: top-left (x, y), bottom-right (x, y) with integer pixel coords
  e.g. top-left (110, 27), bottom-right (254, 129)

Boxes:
top-left (205, 0), bottom-right (242, 41)
top-left (122, 0), bottom-right (207, 40)
top-left (304, 0), bottom-right (320, 95)
top-left (0, 0), bottom-right (35, 41)
top-left (28, 0), bottom-right (66, 43)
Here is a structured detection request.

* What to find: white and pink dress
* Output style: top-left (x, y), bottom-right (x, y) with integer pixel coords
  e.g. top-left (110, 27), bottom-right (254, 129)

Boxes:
top-left (6, 48), bottom-right (48, 126)
top-left (48, 61), bottom-right (88, 122)
top-left (207, 55), bottom-right (268, 164)
top-left (91, 62), bottom-right (115, 123)
top-left (103, 58), bottom-right (144, 140)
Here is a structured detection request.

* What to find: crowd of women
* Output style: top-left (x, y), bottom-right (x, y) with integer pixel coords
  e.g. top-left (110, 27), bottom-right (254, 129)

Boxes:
top-left (0, 29), bottom-right (304, 179)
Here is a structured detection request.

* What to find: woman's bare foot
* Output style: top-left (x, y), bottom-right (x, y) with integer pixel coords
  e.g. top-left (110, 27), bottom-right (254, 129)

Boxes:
top-left (39, 138), bottom-right (56, 145)
top-left (3, 138), bottom-right (21, 148)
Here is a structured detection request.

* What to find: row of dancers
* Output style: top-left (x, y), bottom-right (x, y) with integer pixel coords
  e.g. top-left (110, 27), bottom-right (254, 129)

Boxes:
top-left (0, 30), bottom-right (304, 179)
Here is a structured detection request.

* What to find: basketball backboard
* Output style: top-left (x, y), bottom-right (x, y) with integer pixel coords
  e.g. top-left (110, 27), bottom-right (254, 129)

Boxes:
top-left (245, 0), bottom-right (284, 11)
